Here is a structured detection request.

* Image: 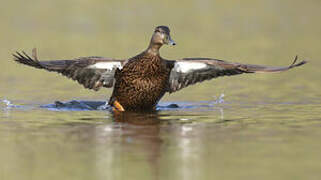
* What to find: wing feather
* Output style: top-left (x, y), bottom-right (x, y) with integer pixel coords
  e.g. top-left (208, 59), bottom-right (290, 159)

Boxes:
top-left (167, 56), bottom-right (307, 93)
top-left (13, 49), bottom-right (125, 91)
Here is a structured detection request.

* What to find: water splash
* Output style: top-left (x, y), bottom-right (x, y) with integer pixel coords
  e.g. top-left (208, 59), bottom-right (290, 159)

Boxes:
top-left (1, 99), bottom-right (22, 109)
top-left (2, 99), bottom-right (12, 107)
top-left (1, 99), bottom-right (24, 117)
top-left (41, 100), bottom-right (111, 111)
top-left (97, 102), bottom-right (110, 110)
top-left (212, 94), bottom-right (225, 120)
top-left (212, 93), bottom-right (225, 105)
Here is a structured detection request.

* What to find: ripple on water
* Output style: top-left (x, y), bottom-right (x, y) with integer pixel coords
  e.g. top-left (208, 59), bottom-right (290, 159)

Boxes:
top-left (0, 93), bottom-right (226, 113)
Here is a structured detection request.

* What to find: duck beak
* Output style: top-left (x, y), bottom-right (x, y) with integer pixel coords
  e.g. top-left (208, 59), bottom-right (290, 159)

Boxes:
top-left (167, 35), bottom-right (176, 46)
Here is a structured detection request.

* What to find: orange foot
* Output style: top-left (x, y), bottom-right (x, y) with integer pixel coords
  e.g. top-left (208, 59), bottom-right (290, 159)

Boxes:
top-left (112, 100), bottom-right (125, 112)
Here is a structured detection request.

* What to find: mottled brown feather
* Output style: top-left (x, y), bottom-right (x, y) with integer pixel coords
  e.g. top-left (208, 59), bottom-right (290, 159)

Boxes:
top-left (108, 52), bottom-right (173, 111)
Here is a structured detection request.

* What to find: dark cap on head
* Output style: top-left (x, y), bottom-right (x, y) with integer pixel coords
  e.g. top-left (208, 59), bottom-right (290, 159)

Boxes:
top-left (155, 26), bottom-right (170, 34)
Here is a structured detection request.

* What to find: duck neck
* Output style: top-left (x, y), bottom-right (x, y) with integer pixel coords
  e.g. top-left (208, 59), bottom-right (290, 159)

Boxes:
top-left (146, 42), bottom-right (162, 56)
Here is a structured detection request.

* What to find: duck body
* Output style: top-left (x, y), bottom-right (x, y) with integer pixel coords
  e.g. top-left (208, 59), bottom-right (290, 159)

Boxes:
top-left (109, 52), bottom-right (173, 111)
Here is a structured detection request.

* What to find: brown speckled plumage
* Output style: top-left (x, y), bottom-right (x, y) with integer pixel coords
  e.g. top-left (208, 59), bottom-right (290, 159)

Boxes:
top-left (12, 25), bottom-right (307, 112)
top-left (109, 52), bottom-right (173, 111)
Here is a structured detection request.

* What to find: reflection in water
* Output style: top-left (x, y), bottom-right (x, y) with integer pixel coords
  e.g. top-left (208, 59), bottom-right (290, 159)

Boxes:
top-left (106, 111), bottom-right (210, 180)
top-left (95, 111), bottom-right (163, 180)
top-left (2, 99), bottom-right (227, 179)
top-left (1, 100), bottom-right (321, 180)
top-left (113, 111), bottom-right (161, 124)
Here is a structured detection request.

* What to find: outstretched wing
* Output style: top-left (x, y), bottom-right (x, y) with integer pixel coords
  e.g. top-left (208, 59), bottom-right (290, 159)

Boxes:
top-left (13, 49), bottom-right (125, 91)
top-left (167, 56), bottom-right (307, 93)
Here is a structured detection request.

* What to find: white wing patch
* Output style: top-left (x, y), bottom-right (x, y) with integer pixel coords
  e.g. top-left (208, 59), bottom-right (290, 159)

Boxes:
top-left (88, 62), bottom-right (122, 70)
top-left (175, 62), bottom-right (207, 73)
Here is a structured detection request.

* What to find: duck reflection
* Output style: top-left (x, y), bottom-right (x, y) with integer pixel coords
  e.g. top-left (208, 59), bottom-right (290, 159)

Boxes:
top-left (97, 111), bottom-right (164, 179)
top-left (46, 103), bottom-right (204, 180)
top-left (112, 110), bottom-right (162, 125)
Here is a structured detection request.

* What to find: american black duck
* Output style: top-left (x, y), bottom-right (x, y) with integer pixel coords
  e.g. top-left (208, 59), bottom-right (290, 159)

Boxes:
top-left (13, 26), bottom-right (307, 112)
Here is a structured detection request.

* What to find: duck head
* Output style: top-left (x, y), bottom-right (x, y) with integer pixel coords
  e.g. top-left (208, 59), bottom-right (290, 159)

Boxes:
top-left (147, 26), bottom-right (176, 55)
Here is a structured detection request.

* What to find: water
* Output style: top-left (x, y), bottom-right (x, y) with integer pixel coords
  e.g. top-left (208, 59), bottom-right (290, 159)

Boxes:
top-left (1, 0), bottom-right (321, 179)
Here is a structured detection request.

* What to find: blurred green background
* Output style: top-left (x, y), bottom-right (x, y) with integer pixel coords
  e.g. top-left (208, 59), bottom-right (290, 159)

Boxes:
top-left (0, 0), bottom-right (320, 180)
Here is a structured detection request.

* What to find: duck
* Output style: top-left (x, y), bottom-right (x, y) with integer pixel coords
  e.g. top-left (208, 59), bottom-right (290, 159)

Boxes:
top-left (13, 25), bottom-right (307, 112)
